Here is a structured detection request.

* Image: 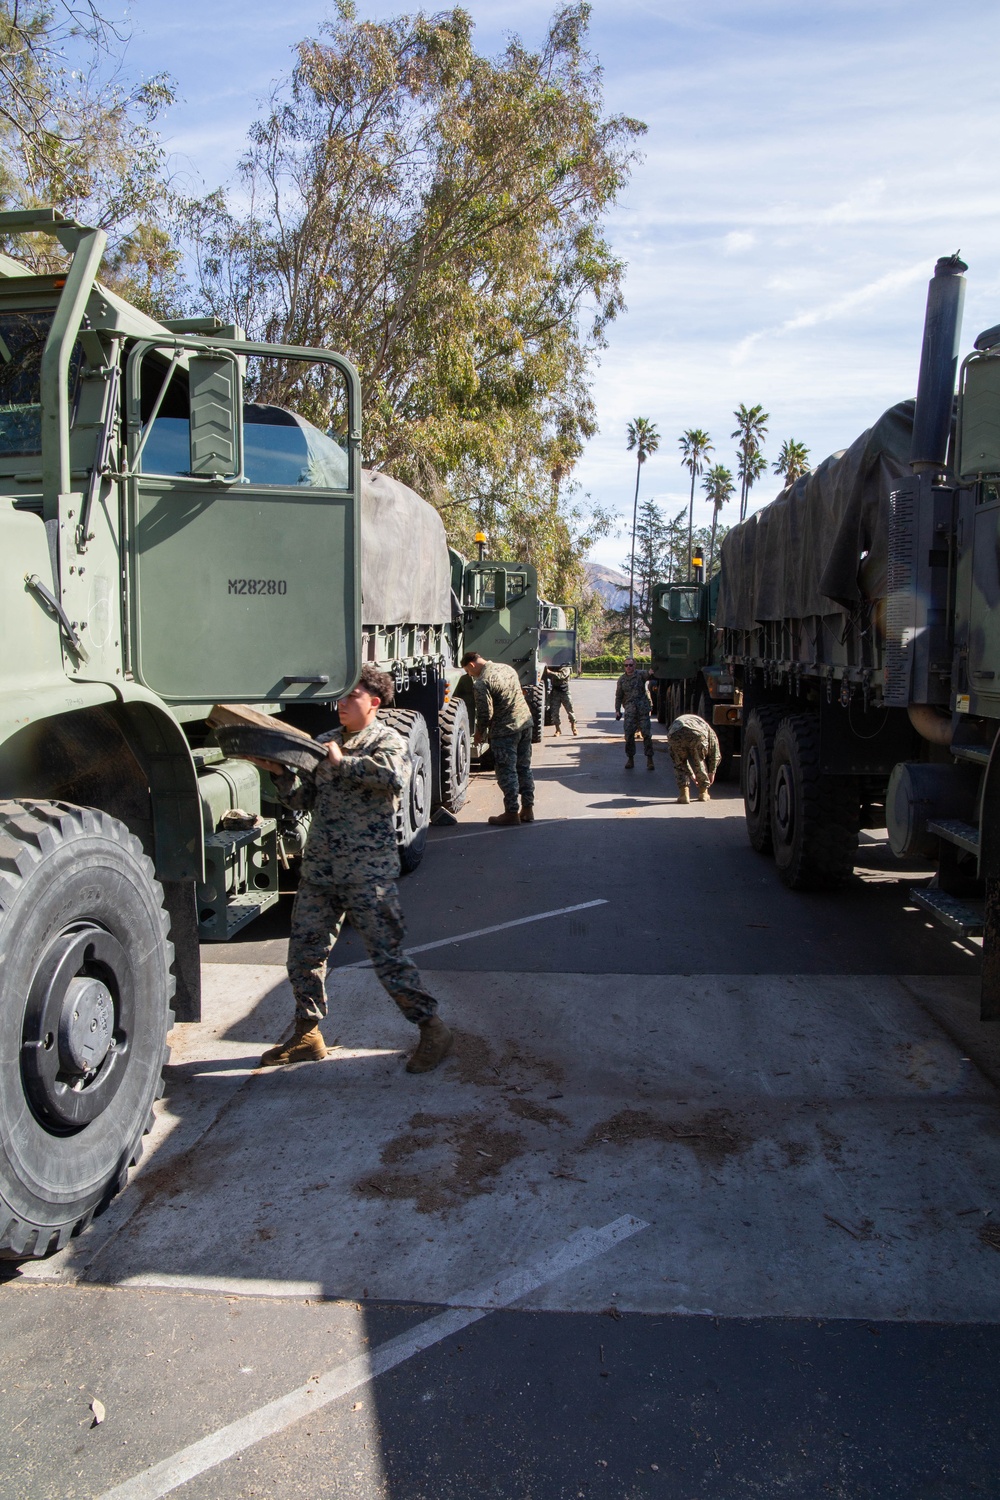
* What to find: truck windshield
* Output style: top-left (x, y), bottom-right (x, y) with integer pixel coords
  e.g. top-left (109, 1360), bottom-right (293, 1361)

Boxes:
top-left (667, 587), bottom-right (700, 622)
top-left (0, 308), bottom-right (82, 457)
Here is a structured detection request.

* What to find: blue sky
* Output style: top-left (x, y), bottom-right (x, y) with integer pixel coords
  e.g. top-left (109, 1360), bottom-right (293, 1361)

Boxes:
top-left (121, 0), bottom-right (1000, 569)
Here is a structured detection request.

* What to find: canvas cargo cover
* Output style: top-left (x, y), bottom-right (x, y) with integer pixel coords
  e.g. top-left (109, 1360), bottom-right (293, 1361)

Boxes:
top-left (716, 401), bottom-right (915, 630)
top-left (359, 469), bottom-right (452, 628)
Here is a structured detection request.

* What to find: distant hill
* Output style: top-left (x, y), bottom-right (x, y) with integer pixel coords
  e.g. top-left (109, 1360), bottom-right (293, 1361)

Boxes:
top-left (585, 562), bottom-right (629, 610)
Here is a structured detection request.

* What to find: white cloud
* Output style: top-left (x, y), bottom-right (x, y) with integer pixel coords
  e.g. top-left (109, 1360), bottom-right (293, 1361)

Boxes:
top-left (723, 231), bottom-right (756, 255)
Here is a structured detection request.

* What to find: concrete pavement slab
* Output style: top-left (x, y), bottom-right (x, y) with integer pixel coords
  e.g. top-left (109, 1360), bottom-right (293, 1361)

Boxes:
top-left (19, 962), bottom-right (1000, 1324)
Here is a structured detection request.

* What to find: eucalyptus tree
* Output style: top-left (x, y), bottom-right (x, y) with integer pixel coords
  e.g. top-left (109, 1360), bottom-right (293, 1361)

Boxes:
top-left (678, 427), bottom-right (713, 577)
top-left (0, 0), bottom-right (178, 309)
top-left (773, 438), bottom-right (811, 485)
top-left (732, 403), bottom-right (769, 522)
top-left (626, 416), bottom-right (660, 655)
top-left (702, 463), bottom-right (735, 578)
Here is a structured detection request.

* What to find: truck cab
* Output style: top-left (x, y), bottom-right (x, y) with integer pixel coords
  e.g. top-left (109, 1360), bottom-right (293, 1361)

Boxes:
top-left (648, 572), bottom-right (742, 771)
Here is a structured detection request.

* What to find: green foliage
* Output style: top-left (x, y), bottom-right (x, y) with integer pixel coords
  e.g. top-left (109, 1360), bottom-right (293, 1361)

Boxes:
top-left (773, 438), bottom-right (810, 484)
top-left (732, 402), bottom-right (769, 523)
top-left (702, 461), bottom-right (735, 575)
top-left (183, 2), bottom-right (644, 608)
top-left (582, 654), bottom-right (649, 674)
top-left (678, 426), bottom-right (713, 575)
top-left (0, 1), bottom-right (180, 315)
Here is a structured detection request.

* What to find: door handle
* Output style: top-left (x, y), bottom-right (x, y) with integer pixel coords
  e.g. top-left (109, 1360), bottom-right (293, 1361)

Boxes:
top-left (284, 674), bottom-right (330, 686)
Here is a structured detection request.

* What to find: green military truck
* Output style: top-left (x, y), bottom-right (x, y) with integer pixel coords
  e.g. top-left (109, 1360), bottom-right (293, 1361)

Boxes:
top-left (0, 207), bottom-right (542, 1257)
top-left (453, 553), bottom-right (577, 749)
top-left (719, 253), bottom-right (1000, 1021)
top-left (648, 567), bottom-right (742, 776)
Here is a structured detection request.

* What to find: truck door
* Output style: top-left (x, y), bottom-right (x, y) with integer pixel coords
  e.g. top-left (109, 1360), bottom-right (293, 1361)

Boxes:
top-left (653, 583), bottom-right (706, 678)
top-left (462, 562), bottom-right (538, 681)
top-left (124, 340), bottom-right (361, 709)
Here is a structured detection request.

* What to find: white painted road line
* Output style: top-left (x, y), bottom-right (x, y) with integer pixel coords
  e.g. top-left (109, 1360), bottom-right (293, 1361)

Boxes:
top-left (338, 898), bottom-right (609, 969)
top-left (99, 1215), bottom-right (648, 1500)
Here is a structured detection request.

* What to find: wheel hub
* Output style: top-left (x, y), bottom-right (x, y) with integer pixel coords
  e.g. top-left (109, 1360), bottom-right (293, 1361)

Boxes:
top-left (59, 976), bottom-right (115, 1074)
top-left (21, 925), bottom-right (133, 1131)
top-left (774, 764), bottom-right (794, 840)
top-left (746, 746), bottom-right (761, 812)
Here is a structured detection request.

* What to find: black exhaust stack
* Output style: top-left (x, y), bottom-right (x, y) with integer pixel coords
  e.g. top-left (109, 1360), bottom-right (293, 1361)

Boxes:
top-left (911, 254), bottom-right (967, 475)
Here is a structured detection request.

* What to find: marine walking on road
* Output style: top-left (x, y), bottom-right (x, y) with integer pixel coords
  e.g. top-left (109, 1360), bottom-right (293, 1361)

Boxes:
top-left (462, 651), bottom-right (536, 826)
top-left (543, 662), bottom-right (577, 736)
top-left (615, 658), bottom-right (655, 769)
top-left (667, 711), bottom-right (720, 804)
top-left (257, 664), bottom-right (453, 1073)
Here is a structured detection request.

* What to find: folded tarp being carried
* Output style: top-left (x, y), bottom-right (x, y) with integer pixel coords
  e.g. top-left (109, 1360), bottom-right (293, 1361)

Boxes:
top-left (716, 401), bottom-right (915, 631)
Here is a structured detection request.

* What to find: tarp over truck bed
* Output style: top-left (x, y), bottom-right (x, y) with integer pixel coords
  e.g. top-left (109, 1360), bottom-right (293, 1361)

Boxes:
top-left (716, 401), bottom-right (915, 630)
top-left (360, 469), bottom-right (453, 628)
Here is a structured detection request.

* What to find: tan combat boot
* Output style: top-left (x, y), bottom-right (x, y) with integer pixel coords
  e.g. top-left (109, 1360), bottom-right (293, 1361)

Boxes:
top-left (698, 786), bottom-right (710, 802)
top-left (553, 724), bottom-right (562, 736)
top-left (488, 809), bottom-right (521, 826)
top-left (570, 720), bottom-right (578, 736)
top-left (678, 785), bottom-right (690, 805)
top-left (259, 1019), bottom-right (328, 1067)
top-left (406, 1016), bottom-right (454, 1073)
top-left (519, 802), bottom-right (535, 823)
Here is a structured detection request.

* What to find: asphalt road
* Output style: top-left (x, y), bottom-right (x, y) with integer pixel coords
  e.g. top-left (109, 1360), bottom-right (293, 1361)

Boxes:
top-left (4, 679), bottom-right (1000, 1500)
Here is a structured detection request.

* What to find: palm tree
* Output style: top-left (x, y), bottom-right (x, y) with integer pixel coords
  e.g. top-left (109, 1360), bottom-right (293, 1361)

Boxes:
top-left (732, 403), bottom-right (769, 522)
top-left (702, 463), bottom-right (735, 579)
top-left (678, 428), bottom-right (713, 577)
top-left (626, 417), bottom-right (660, 655)
top-left (773, 438), bottom-right (811, 486)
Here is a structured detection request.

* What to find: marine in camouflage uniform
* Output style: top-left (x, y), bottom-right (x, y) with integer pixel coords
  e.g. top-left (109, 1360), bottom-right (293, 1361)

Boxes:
top-left (544, 663), bottom-right (577, 735)
top-left (667, 712), bottom-right (721, 802)
top-left (615, 663), bottom-right (654, 767)
top-left (261, 667), bottom-right (451, 1071)
top-left (465, 654), bottom-right (535, 824)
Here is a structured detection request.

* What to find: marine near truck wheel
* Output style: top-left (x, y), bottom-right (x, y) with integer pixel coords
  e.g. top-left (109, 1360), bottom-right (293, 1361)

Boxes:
top-left (438, 699), bottom-right (471, 813)
top-left (380, 711), bottom-right (432, 873)
top-left (769, 716), bottom-right (859, 891)
top-left (0, 801), bottom-right (173, 1259)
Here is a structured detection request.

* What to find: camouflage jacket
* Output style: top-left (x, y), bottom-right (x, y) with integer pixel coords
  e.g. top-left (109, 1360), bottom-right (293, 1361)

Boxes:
top-left (615, 671), bottom-right (651, 714)
top-left (668, 713), bottom-right (721, 775)
top-left (544, 664), bottom-right (573, 691)
top-left (473, 660), bottom-right (532, 739)
top-left (272, 718), bottom-right (407, 885)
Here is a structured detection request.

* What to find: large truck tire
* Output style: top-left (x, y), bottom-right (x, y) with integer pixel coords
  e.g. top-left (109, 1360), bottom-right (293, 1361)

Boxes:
top-left (0, 801), bottom-right (173, 1259)
top-left (742, 706), bottom-right (783, 853)
top-left (438, 699), bottom-right (471, 813)
top-left (769, 716), bottom-right (859, 890)
top-left (525, 684), bottom-right (544, 744)
top-left (380, 711), bottom-right (432, 873)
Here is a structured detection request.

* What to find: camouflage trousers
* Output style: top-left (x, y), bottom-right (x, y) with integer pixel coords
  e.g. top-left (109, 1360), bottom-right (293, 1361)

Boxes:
top-left (623, 705), bottom-right (653, 758)
top-left (668, 725), bottom-right (711, 792)
top-left (287, 878), bottom-right (437, 1026)
top-left (549, 687), bottom-right (576, 730)
top-left (491, 725), bottom-right (535, 812)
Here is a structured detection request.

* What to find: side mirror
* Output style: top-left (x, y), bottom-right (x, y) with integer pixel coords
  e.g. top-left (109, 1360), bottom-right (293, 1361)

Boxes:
top-left (188, 355), bottom-right (242, 479)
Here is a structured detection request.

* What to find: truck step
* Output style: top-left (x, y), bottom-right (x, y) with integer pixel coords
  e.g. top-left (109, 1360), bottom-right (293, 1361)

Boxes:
top-left (910, 887), bottom-right (984, 936)
top-left (927, 818), bottom-right (981, 854)
top-left (952, 744), bottom-right (991, 767)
